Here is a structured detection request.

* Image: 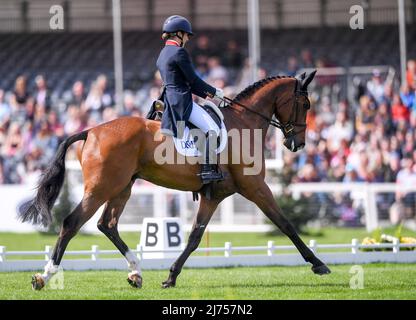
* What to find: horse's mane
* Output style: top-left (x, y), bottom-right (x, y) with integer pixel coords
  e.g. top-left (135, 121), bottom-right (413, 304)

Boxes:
top-left (234, 75), bottom-right (293, 103)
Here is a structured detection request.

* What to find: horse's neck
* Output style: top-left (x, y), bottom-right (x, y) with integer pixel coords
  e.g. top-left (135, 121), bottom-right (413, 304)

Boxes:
top-left (229, 81), bottom-right (284, 131)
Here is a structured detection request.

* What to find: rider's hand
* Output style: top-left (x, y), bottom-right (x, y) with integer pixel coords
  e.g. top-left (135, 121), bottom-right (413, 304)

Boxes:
top-left (215, 88), bottom-right (224, 99)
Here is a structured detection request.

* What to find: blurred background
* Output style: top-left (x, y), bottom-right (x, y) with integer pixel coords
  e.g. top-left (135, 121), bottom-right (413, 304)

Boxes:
top-left (0, 0), bottom-right (415, 239)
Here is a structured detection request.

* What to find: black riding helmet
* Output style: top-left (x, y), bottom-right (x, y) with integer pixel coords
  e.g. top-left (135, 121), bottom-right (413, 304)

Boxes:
top-left (162, 15), bottom-right (194, 41)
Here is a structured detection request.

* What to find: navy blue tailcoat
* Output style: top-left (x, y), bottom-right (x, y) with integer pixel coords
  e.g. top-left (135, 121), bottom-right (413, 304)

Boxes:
top-left (156, 43), bottom-right (216, 138)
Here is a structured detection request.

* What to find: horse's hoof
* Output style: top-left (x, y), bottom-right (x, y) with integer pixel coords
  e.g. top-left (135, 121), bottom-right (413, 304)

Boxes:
top-left (312, 264), bottom-right (331, 275)
top-left (161, 280), bottom-right (176, 289)
top-left (31, 273), bottom-right (45, 291)
top-left (127, 273), bottom-right (143, 288)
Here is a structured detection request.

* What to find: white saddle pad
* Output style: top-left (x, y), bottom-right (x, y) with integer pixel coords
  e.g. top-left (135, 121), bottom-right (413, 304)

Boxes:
top-left (173, 122), bottom-right (228, 157)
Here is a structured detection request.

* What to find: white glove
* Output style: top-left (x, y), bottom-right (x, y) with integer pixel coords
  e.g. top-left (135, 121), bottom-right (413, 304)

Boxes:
top-left (215, 88), bottom-right (224, 99)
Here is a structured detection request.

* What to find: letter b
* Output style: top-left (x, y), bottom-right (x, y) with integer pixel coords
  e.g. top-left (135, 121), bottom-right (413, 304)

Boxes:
top-left (145, 223), bottom-right (158, 246)
top-left (166, 222), bottom-right (181, 247)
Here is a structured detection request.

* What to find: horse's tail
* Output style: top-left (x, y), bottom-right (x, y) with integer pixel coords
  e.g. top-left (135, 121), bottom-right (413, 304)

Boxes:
top-left (18, 130), bottom-right (89, 227)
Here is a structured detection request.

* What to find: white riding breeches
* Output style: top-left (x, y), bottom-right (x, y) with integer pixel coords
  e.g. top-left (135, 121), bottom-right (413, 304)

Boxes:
top-left (188, 102), bottom-right (220, 136)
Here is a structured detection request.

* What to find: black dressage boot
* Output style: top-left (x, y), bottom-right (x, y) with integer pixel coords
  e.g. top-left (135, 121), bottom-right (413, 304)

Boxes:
top-left (199, 131), bottom-right (224, 184)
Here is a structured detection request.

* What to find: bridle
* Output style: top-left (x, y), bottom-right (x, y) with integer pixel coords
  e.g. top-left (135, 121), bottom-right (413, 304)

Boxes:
top-left (221, 79), bottom-right (310, 139)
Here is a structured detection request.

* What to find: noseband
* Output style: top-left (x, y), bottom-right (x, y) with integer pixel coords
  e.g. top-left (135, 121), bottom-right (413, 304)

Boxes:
top-left (222, 79), bottom-right (310, 139)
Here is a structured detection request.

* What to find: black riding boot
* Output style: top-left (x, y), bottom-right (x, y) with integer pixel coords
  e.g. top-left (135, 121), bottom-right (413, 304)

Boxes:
top-left (199, 131), bottom-right (224, 184)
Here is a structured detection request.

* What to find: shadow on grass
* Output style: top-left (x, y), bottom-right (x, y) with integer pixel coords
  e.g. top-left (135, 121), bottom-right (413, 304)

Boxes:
top-left (182, 281), bottom-right (347, 290)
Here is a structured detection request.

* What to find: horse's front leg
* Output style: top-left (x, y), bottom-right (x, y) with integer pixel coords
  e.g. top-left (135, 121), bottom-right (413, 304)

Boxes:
top-left (162, 196), bottom-right (221, 288)
top-left (240, 179), bottom-right (331, 275)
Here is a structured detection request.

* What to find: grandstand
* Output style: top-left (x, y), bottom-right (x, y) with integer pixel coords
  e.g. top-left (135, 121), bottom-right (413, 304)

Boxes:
top-left (0, 25), bottom-right (415, 97)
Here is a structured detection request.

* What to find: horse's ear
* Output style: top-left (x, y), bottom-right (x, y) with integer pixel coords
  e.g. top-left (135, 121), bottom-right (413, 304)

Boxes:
top-left (301, 70), bottom-right (317, 90)
top-left (297, 72), bottom-right (306, 80)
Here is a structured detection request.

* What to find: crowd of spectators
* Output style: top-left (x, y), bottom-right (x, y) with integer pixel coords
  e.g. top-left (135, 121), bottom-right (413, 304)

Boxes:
top-left (281, 60), bottom-right (416, 224)
top-left (0, 34), bottom-right (415, 223)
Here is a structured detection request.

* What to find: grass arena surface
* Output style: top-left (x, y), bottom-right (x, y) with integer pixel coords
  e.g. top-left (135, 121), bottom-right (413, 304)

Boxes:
top-left (1, 264), bottom-right (416, 299)
top-left (1, 228), bottom-right (416, 299)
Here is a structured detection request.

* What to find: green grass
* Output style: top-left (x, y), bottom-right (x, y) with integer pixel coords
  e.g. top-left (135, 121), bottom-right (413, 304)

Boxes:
top-left (1, 264), bottom-right (416, 299)
top-left (1, 229), bottom-right (416, 299)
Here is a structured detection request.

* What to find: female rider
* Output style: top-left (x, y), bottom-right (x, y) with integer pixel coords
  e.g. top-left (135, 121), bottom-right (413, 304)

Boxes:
top-left (156, 15), bottom-right (224, 184)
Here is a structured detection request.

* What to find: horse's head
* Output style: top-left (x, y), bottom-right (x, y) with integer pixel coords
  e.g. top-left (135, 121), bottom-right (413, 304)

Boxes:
top-left (274, 70), bottom-right (316, 152)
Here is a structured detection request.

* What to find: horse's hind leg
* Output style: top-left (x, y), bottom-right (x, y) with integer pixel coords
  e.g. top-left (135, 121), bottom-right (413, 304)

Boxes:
top-left (97, 180), bottom-right (143, 288)
top-left (31, 194), bottom-right (105, 290)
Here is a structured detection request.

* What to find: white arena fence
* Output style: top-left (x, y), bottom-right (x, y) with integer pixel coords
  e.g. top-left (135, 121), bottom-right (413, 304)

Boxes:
top-left (1, 171), bottom-right (416, 233)
top-left (1, 239), bottom-right (415, 272)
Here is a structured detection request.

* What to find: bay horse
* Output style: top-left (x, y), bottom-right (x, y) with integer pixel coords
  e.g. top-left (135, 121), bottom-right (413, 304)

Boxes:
top-left (20, 70), bottom-right (330, 290)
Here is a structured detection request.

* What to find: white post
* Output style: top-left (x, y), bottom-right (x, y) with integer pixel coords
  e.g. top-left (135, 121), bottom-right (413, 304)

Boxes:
top-left (136, 244), bottom-right (143, 261)
top-left (220, 197), bottom-right (234, 225)
top-left (44, 245), bottom-right (52, 261)
top-left (309, 240), bottom-right (317, 254)
top-left (275, 129), bottom-right (284, 172)
top-left (224, 242), bottom-right (232, 258)
top-left (267, 241), bottom-right (274, 256)
top-left (154, 189), bottom-right (167, 217)
top-left (398, 0), bottom-right (407, 86)
top-left (247, 0), bottom-right (260, 83)
top-left (112, 0), bottom-right (124, 114)
top-left (393, 238), bottom-right (400, 254)
top-left (351, 238), bottom-right (359, 254)
top-left (179, 192), bottom-right (188, 224)
top-left (0, 246), bottom-right (5, 262)
top-left (364, 184), bottom-right (378, 232)
top-left (91, 245), bottom-right (99, 261)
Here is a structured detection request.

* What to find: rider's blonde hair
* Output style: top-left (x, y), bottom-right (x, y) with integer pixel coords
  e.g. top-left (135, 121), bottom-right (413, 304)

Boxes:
top-left (162, 32), bottom-right (174, 40)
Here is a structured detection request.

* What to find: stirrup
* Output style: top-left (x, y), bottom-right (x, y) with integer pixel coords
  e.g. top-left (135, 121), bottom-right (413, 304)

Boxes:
top-left (198, 165), bottom-right (224, 184)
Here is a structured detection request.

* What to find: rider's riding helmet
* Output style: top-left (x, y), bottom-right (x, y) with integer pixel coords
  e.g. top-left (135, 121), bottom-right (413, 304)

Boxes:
top-left (162, 15), bottom-right (194, 36)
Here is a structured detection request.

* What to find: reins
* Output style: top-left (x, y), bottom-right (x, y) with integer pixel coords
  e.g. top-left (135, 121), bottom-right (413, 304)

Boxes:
top-left (217, 79), bottom-right (310, 138)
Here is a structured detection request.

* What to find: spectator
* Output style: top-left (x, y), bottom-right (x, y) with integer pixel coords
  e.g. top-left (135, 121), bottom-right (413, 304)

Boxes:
top-left (374, 102), bottom-right (394, 135)
top-left (47, 110), bottom-right (65, 144)
top-left (64, 105), bottom-right (84, 135)
top-left (391, 94), bottom-right (410, 124)
top-left (396, 157), bottom-right (416, 215)
top-left (406, 59), bottom-right (416, 89)
top-left (326, 111), bottom-right (354, 151)
top-left (223, 40), bottom-right (243, 69)
top-left (11, 75), bottom-right (30, 107)
top-left (366, 69), bottom-right (385, 105)
top-left (85, 75), bottom-right (113, 118)
top-left (355, 95), bottom-right (375, 133)
top-left (399, 83), bottom-right (415, 109)
top-left (33, 75), bottom-right (51, 110)
top-left (1, 122), bottom-right (24, 183)
top-left (207, 56), bottom-right (228, 84)
top-left (300, 49), bottom-right (314, 69)
top-left (0, 89), bottom-right (11, 127)
top-left (191, 35), bottom-right (214, 69)
top-left (285, 56), bottom-right (298, 77)
top-left (122, 91), bottom-right (140, 117)
top-left (26, 120), bottom-right (58, 170)
top-left (9, 76), bottom-right (31, 125)
top-left (67, 81), bottom-right (86, 108)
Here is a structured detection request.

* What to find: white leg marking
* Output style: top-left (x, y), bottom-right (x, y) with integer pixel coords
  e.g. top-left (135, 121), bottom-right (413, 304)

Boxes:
top-left (125, 250), bottom-right (141, 276)
top-left (41, 260), bottom-right (59, 282)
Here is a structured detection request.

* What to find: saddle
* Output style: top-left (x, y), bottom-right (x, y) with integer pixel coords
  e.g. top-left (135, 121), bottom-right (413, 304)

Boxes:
top-left (146, 100), bottom-right (227, 200)
top-left (146, 100), bottom-right (227, 157)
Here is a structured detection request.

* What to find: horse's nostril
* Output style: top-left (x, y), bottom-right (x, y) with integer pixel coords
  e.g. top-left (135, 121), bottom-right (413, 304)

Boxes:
top-left (298, 143), bottom-right (305, 150)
